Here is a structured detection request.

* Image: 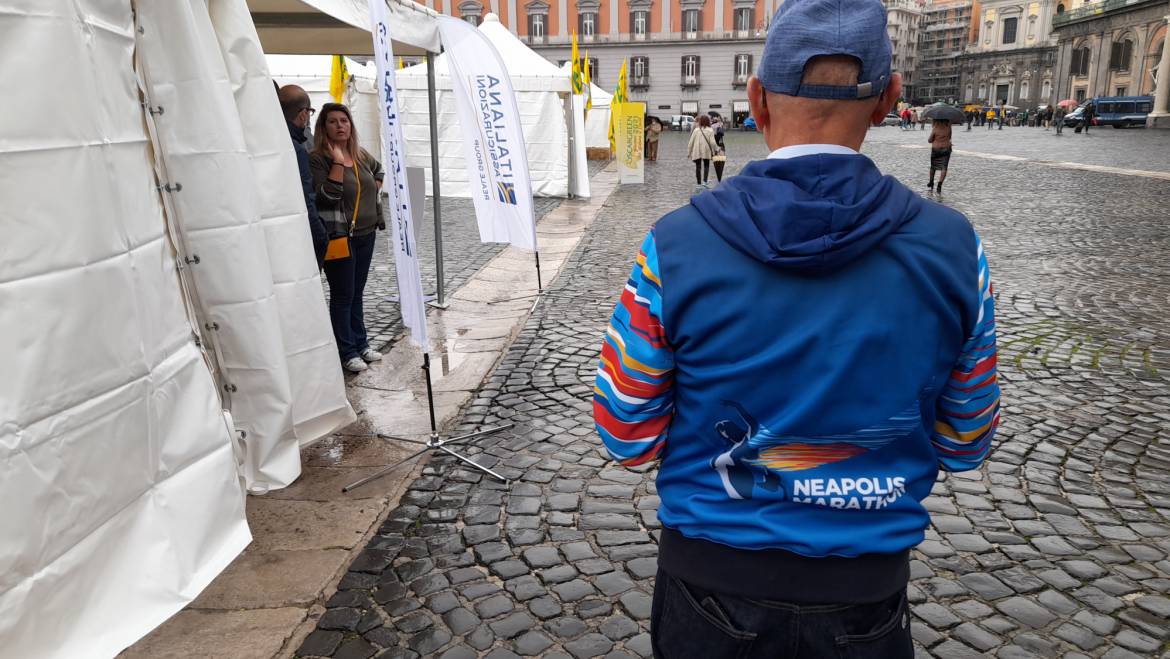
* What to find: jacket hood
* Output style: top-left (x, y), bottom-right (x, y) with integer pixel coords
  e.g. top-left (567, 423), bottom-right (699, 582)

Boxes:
top-left (690, 154), bottom-right (918, 271)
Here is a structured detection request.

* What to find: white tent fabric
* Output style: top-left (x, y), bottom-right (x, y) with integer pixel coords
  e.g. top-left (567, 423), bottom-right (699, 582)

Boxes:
top-left (0, 2), bottom-right (249, 657)
top-left (396, 14), bottom-right (575, 198)
top-left (3, 0), bottom-right (368, 655)
top-left (209, 0), bottom-right (356, 450)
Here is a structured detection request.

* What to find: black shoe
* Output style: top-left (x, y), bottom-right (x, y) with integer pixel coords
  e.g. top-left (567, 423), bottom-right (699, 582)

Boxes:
top-left (927, 182), bottom-right (935, 191)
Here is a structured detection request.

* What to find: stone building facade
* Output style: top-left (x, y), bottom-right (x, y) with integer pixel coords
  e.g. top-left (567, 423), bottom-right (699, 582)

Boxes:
top-left (887, 0), bottom-right (928, 99)
top-left (917, 0), bottom-right (975, 103)
top-left (1051, 0), bottom-right (1168, 103)
top-left (958, 0), bottom-right (1060, 107)
top-left (411, 0), bottom-right (778, 125)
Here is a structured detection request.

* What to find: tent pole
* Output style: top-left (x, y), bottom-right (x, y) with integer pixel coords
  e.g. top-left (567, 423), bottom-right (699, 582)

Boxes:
top-left (426, 51), bottom-right (448, 309)
top-left (565, 93), bottom-right (575, 200)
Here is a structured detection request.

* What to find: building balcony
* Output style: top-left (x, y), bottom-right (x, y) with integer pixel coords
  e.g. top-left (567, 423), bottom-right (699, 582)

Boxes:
top-left (527, 30), bottom-right (766, 47)
top-left (630, 75), bottom-right (650, 89)
top-left (1052, 0), bottom-right (1162, 27)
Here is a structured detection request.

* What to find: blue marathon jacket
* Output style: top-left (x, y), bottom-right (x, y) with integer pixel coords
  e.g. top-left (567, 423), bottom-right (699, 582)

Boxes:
top-left (593, 148), bottom-right (1000, 602)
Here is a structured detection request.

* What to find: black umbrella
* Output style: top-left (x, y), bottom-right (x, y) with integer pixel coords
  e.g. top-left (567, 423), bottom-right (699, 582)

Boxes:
top-left (923, 103), bottom-right (966, 123)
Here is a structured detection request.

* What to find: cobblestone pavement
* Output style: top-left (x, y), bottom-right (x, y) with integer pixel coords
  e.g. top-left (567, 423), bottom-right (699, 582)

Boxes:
top-left (297, 130), bottom-right (1170, 659)
top-left (866, 122), bottom-right (1170, 173)
top-left (340, 196), bottom-right (559, 353)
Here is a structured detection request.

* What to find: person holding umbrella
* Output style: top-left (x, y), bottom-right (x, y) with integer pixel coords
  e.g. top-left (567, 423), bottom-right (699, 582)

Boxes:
top-left (924, 104), bottom-right (963, 192)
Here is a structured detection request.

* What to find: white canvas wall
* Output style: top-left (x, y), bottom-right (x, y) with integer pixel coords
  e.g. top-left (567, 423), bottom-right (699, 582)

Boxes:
top-left (0, 2), bottom-right (250, 656)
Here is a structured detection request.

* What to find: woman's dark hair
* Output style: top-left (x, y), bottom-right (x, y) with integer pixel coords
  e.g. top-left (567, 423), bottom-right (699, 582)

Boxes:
top-left (697, 114), bottom-right (711, 128)
top-left (312, 103), bottom-right (364, 164)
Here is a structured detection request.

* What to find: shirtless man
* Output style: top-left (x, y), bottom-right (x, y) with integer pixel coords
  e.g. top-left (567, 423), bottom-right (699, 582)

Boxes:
top-left (928, 118), bottom-right (953, 193)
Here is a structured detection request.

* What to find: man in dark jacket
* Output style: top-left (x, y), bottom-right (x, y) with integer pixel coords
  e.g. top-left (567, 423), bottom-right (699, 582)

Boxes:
top-left (593, 0), bottom-right (1001, 656)
top-left (278, 84), bottom-right (328, 268)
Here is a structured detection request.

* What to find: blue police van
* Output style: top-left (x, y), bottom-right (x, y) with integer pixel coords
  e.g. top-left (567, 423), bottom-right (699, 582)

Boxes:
top-left (1065, 96), bottom-right (1154, 128)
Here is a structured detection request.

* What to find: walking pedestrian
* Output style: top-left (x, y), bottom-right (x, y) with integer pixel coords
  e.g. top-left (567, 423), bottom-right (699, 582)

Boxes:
top-left (712, 114), bottom-right (726, 149)
top-left (1054, 105), bottom-right (1066, 134)
top-left (1081, 102), bottom-right (1094, 134)
top-left (277, 85), bottom-right (328, 268)
top-left (986, 109), bottom-right (995, 129)
top-left (966, 109), bottom-right (973, 131)
top-left (309, 103), bottom-right (386, 373)
top-left (927, 119), bottom-right (952, 193)
top-left (712, 145), bottom-right (727, 183)
top-left (594, 0), bottom-right (1000, 655)
top-left (645, 115), bottom-right (662, 162)
top-left (687, 114), bottom-right (717, 189)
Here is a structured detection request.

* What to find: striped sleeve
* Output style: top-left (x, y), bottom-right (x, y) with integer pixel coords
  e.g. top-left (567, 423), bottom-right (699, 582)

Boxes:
top-left (593, 229), bottom-right (676, 467)
top-left (932, 235), bottom-right (1001, 472)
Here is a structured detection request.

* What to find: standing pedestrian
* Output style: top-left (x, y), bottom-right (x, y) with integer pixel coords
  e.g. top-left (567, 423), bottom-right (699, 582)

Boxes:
top-left (309, 103), bottom-right (386, 373)
top-left (1054, 104), bottom-right (1066, 134)
top-left (1081, 102), bottom-right (1094, 134)
top-left (278, 85), bottom-right (328, 268)
top-left (966, 109), bottom-right (974, 131)
top-left (645, 115), bottom-right (663, 161)
top-left (927, 118), bottom-right (952, 193)
top-left (594, 0), bottom-right (1000, 655)
top-left (986, 108), bottom-right (995, 129)
top-left (687, 114), bottom-right (717, 189)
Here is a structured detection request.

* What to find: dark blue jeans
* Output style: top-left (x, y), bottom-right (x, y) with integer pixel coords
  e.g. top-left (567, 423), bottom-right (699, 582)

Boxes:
top-left (323, 232), bottom-right (376, 361)
top-left (651, 568), bottom-right (912, 659)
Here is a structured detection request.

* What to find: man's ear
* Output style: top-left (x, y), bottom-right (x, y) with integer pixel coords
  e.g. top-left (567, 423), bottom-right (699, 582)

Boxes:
top-left (747, 76), bottom-right (769, 134)
top-left (870, 72), bottom-right (903, 126)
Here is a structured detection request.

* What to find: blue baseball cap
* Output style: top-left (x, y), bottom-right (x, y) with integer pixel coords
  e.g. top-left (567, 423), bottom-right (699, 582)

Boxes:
top-left (756, 0), bottom-right (892, 100)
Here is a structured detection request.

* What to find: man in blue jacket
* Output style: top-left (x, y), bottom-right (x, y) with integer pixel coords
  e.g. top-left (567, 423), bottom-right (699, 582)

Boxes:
top-left (593, 0), bottom-right (1001, 656)
top-left (278, 84), bottom-right (328, 268)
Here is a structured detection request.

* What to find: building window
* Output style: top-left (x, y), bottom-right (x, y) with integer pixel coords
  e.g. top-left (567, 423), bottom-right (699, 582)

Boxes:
top-left (1110, 39), bottom-right (1133, 71)
top-left (631, 10), bottom-right (647, 37)
top-left (460, 0), bottom-right (483, 24)
top-left (631, 56), bottom-right (649, 87)
top-left (965, 84), bottom-right (974, 101)
top-left (734, 8), bottom-right (754, 35)
top-left (586, 57), bottom-right (598, 83)
top-left (681, 55), bottom-right (700, 87)
top-left (1075, 88), bottom-right (1086, 102)
top-left (527, 13), bottom-right (546, 41)
top-left (579, 11), bottom-right (597, 38)
top-left (1002, 17), bottom-right (1017, 44)
top-left (1116, 86), bottom-right (1128, 96)
top-left (1070, 46), bottom-right (1091, 76)
top-left (734, 53), bottom-right (752, 85)
top-left (683, 9), bottom-right (700, 38)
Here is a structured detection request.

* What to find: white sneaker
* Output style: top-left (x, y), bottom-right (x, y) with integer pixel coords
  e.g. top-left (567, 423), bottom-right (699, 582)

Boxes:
top-left (343, 357), bottom-right (368, 373)
top-left (360, 348), bottom-right (382, 363)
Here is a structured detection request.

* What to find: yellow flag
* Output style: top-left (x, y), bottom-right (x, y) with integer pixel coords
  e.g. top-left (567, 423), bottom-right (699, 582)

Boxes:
top-left (398, 57), bottom-right (405, 70)
top-left (329, 55), bottom-right (349, 103)
top-left (609, 59), bottom-right (628, 150)
top-left (570, 32), bottom-right (583, 95)
top-left (583, 49), bottom-right (592, 117)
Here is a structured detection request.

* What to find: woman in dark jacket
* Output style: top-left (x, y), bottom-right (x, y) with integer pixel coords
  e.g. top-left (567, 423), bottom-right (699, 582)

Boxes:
top-left (309, 103), bottom-right (385, 373)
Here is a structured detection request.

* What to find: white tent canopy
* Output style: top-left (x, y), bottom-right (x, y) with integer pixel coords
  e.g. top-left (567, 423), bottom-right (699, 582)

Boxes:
top-left (0, 0), bottom-right (447, 655)
top-left (395, 13), bottom-right (581, 198)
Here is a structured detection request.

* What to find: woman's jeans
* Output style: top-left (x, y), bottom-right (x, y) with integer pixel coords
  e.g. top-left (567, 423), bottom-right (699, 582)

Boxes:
top-left (694, 158), bottom-right (710, 183)
top-left (323, 232), bottom-right (377, 361)
top-left (650, 568), bottom-right (913, 659)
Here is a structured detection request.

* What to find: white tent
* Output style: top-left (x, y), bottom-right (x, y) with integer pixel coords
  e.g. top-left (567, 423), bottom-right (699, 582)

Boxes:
top-left (1, 0), bottom-right (441, 656)
top-left (396, 13), bottom-right (579, 198)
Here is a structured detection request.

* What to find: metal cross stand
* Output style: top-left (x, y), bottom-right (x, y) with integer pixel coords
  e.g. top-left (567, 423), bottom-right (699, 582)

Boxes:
top-left (343, 353), bottom-right (514, 492)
